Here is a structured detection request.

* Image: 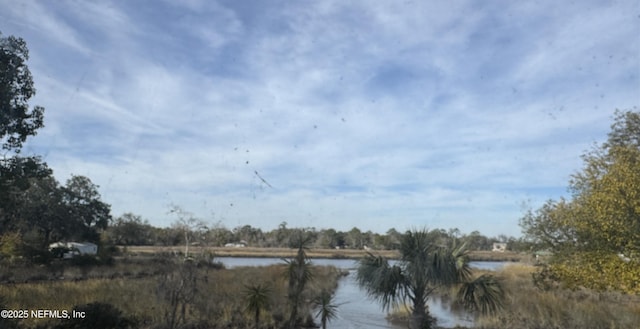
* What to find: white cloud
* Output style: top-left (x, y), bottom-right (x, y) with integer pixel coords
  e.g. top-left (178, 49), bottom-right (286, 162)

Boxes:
top-left (1, 0), bottom-right (637, 237)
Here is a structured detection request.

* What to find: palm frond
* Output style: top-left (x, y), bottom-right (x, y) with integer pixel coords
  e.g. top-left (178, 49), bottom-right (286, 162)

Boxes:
top-left (313, 290), bottom-right (339, 328)
top-left (244, 283), bottom-right (271, 312)
top-left (457, 274), bottom-right (504, 316)
top-left (356, 253), bottom-right (407, 311)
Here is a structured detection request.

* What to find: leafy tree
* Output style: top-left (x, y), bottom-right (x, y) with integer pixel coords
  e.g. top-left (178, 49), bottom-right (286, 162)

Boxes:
top-left (0, 173), bottom-right (111, 265)
top-left (521, 110), bottom-right (640, 293)
top-left (205, 222), bottom-right (233, 247)
top-left (357, 229), bottom-right (503, 329)
top-left (62, 175), bottom-right (111, 242)
top-left (347, 227), bottom-right (363, 249)
top-left (461, 230), bottom-right (492, 250)
top-left (0, 32), bottom-right (44, 153)
top-left (315, 228), bottom-right (339, 249)
top-left (0, 156), bottom-right (51, 235)
top-left (18, 175), bottom-right (68, 248)
top-left (107, 213), bottom-right (155, 245)
top-left (0, 33), bottom-right (50, 257)
top-left (233, 224), bottom-right (264, 246)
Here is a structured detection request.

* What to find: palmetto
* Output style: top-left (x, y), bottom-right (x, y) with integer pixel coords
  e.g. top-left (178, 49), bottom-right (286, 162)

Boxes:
top-left (357, 229), bottom-right (504, 329)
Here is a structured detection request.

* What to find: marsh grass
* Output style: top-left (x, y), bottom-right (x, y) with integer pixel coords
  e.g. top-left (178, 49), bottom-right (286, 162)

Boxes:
top-left (124, 246), bottom-right (526, 262)
top-left (385, 264), bottom-right (640, 329)
top-left (0, 255), bottom-right (177, 284)
top-left (476, 264), bottom-right (640, 329)
top-left (0, 257), bottom-right (343, 329)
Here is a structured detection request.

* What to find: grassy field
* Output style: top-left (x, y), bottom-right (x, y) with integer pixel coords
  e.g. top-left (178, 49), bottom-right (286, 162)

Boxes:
top-left (3, 250), bottom-right (636, 328)
top-left (0, 254), bottom-right (344, 329)
top-left (475, 264), bottom-right (640, 329)
top-left (123, 245), bottom-right (528, 262)
top-left (383, 263), bottom-right (640, 329)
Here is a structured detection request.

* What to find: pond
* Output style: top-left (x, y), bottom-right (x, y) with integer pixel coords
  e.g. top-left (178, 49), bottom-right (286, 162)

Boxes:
top-left (216, 257), bottom-right (507, 328)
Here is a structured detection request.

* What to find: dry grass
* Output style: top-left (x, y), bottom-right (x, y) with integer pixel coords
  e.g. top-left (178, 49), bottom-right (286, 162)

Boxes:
top-left (465, 250), bottom-right (528, 262)
top-left (124, 245), bottom-right (400, 259)
top-left (0, 256), bottom-right (344, 329)
top-left (477, 264), bottom-right (640, 329)
top-left (384, 264), bottom-right (640, 329)
top-left (0, 255), bottom-right (174, 283)
top-left (123, 246), bottom-right (527, 262)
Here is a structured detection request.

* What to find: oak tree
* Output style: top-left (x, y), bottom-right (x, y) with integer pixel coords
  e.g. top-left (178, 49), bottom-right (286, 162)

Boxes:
top-left (0, 32), bottom-right (44, 153)
top-left (521, 110), bottom-right (640, 293)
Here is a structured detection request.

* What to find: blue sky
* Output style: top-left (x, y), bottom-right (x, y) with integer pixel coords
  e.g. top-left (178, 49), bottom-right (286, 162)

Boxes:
top-left (1, 0), bottom-right (638, 237)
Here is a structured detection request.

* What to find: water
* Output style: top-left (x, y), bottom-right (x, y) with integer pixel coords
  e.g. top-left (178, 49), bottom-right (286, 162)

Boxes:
top-left (216, 257), bottom-right (505, 328)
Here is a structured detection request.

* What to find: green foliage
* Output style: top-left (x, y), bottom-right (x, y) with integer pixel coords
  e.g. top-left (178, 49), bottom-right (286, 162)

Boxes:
top-left (244, 283), bottom-right (271, 329)
top-left (0, 33), bottom-right (112, 266)
top-left (0, 260), bottom-right (343, 329)
top-left (0, 156), bottom-right (52, 236)
top-left (0, 32), bottom-right (45, 153)
top-left (312, 290), bottom-right (339, 329)
top-left (357, 229), bottom-right (504, 329)
top-left (477, 264), bottom-right (640, 329)
top-left (284, 230), bottom-right (314, 329)
top-left (550, 251), bottom-right (639, 293)
top-left (63, 175), bottom-right (111, 240)
top-left (457, 274), bottom-right (504, 316)
top-left (106, 213), bottom-right (156, 245)
top-left (521, 110), bottom-right (640, 293)
top-left (0, 231), bottom-right (23, 261)
top-left (0, 171), bottom-right (111, 262)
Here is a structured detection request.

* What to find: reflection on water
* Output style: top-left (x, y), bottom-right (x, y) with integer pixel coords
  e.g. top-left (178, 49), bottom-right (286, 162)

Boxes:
top-left (330, 270), bottom-right (405, 329)
top-left (217, 257), bottom-right (505, 328)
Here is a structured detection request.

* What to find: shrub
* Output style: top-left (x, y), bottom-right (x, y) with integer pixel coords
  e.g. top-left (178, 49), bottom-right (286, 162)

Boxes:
top-left (53, 302), bottom-right (135, 329)
top-left (69, 255), bottom-right (100, 267)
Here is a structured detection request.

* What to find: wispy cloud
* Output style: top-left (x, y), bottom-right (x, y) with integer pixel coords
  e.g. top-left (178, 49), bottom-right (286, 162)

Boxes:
top-left (1, 0), bottom-right (638, 236)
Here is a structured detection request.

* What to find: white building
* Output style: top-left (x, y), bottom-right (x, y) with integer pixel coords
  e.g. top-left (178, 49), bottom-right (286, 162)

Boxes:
top-left (492, 243), bottom-right (507, 252)
top-left (49, 242), bottom-right (98, 258)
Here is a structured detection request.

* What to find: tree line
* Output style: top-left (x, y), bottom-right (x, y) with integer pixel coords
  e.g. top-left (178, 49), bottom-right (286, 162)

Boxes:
top-left (105, 213), bottom-right (525, 251)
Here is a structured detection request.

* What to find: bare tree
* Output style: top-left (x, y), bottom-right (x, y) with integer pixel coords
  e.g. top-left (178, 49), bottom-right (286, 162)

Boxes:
top-left (157, 260), bottom-right (198, 329)
top-left (168, 205), bottom-right (208, 259)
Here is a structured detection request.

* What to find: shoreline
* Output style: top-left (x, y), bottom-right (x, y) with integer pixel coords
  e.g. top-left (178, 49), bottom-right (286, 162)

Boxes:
top-left (121, 246), bottom-right (528, 262)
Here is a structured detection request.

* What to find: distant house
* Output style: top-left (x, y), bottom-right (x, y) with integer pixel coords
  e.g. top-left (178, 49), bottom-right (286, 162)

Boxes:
top-left (492, 243), bottom-right (507, 252)
top-left (49, 242), bottom-right (98, 259)
top-left (224, 241), bottom-right (247, 248)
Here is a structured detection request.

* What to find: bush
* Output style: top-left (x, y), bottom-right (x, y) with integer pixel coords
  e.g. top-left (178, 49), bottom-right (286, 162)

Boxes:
top-left (0, 296), bottom-right (19, 329)
top-left (0, 232), bottom-right (24, 261)
top-left (53, 302), bottom-right (135, 329)
top-left (69, 255), bottom-right (100, 267)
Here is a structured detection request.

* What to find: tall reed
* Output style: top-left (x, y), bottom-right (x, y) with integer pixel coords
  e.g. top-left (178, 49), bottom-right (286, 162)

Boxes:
top-left (476, 264), bottom-right (640, 329)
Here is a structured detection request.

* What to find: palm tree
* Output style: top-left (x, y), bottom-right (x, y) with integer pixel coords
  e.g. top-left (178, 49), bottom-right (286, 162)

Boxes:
top-left (312, 290), bottom-right (339, 329)
top-left (283, 230), bottom-right (314, 329)
top-left (356, 229), bottom-right (504, 329)
top-left (244, 283), bottom-right (271, 329)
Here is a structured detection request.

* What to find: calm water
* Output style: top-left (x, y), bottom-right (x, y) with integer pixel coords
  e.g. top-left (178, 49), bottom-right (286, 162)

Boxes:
top-left (217, 257), bottom-right (506, 328)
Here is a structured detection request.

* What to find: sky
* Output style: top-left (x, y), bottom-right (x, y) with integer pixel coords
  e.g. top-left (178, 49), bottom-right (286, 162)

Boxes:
top-left (1, 0), bottom-right (638, 237)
